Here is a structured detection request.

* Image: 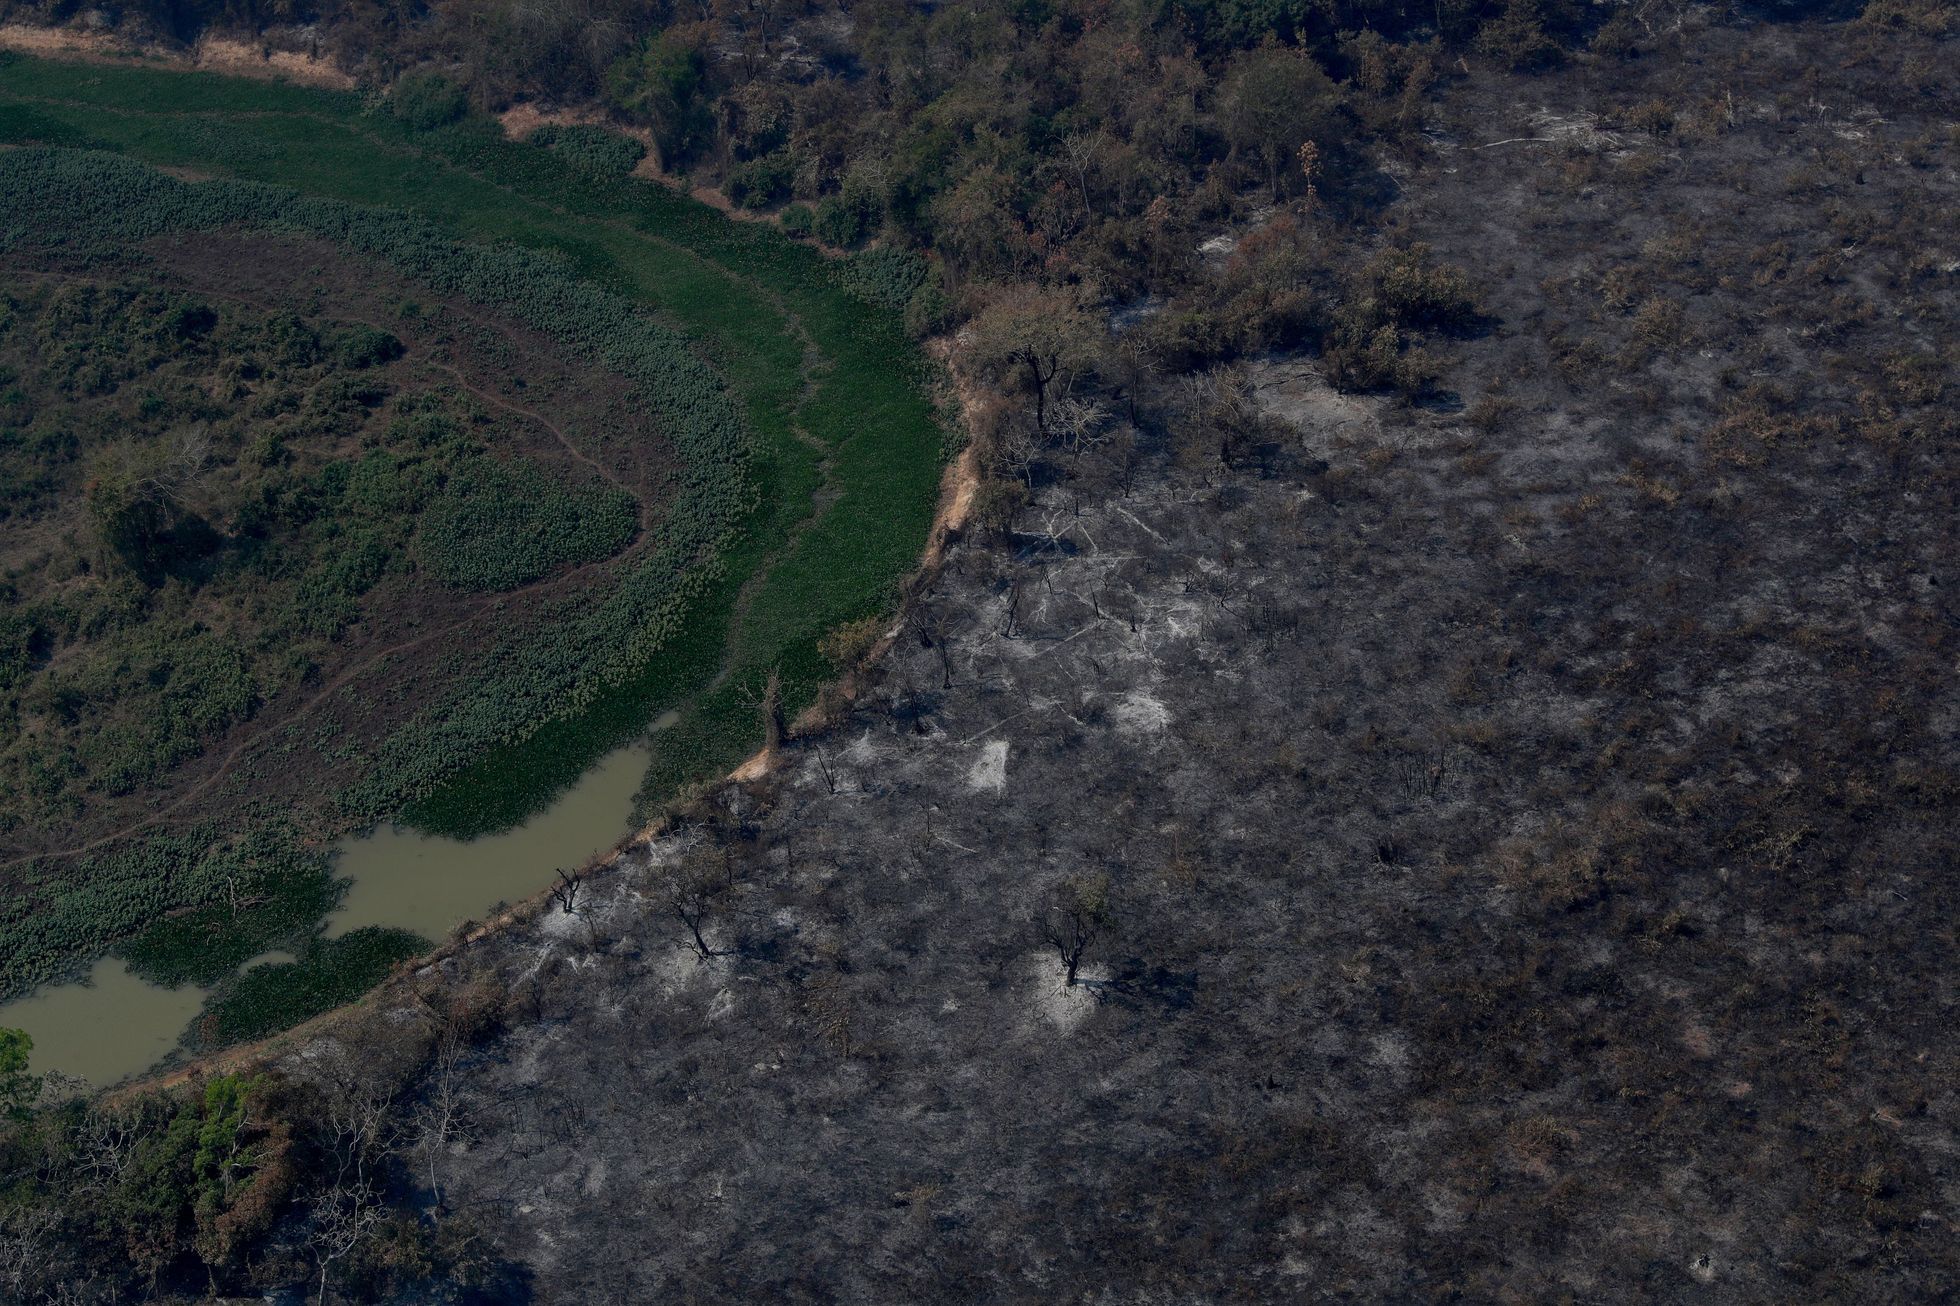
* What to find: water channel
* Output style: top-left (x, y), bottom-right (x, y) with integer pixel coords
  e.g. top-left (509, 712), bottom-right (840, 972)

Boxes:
top-left (0, 741), bottom-right (652, 1087)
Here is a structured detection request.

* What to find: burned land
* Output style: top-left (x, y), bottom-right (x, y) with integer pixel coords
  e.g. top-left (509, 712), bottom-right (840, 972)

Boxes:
top-left (70, 12), bottom-right (1944, 1303)
top-left (0, 3), bottom-right (1955, 1302)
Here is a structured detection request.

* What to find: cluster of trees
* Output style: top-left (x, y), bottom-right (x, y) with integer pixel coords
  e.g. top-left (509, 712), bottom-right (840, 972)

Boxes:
top-left (5, 0), bottom-right (1636, 303)
top-left (0, 984), bottom-right (517, 1302)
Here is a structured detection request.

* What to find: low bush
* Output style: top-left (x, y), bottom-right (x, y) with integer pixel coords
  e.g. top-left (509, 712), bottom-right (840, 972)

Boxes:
top-left (778, 202), bottom-right (814, 238)
top-left (387, 73), bottom-right (467, 131)
top-left (818, 614), bottom-right (885, 669)
top-left (838, 246), bottom-right (931, 313)
top-left (1321, 244), bottom-right (1479, 395)
top-left (419, 456), bottom-right (637, 591)
top-left (813, 189), bottom-right (880, 248)
top-left (529, 122), bottom-right (646, 178)
top-left (726, 151), bottom-right (794, 210)
top-left (192, 926), bottom-right (428, 1047)
top-left (336, 323), bottom-right (406, 368)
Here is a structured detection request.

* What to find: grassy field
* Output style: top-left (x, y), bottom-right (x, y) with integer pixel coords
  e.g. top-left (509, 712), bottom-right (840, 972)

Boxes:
top-left (0, 52), bottom-right (944, 1032)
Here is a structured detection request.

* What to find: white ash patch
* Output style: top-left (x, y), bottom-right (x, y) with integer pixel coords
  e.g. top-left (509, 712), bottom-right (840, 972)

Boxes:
top-left (1147, 595), bottom-right (1211, 644)
top-left (1198, 231), bottom-right (1239, 260)
top-left (538, 905), bottom-right (586, 940)
top-left (636, 828), bottom-right (699, 872)
top-left (1369, 1032), bottom-right (1411, 1076)
top-left (843, 729), bottom-right (886, 766)
top-left (1111, 690), bottom-right (1172, 736)
top-left (1024, 951), bottom-right (1108, 1034)
top-left (707, 989), bottom-right (737, 1022)
top-left (649, 942), bottom-right (714, 995)
top-left (1524, 108), bottom-right (1632, 153)
top-left (966, 739), bottom-right (1010, 792)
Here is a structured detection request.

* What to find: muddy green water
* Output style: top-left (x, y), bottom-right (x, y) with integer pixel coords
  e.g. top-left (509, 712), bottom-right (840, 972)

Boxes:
top-left (0, 958), bottom-right (210, 1088)
top-left (0, 742), bottom-right (653, 1086)
top-left (325, 742), bottom-right (649, 941)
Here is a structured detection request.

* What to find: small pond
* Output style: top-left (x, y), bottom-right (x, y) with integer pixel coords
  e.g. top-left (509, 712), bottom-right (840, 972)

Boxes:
top-left (0, 742), bottom-right (652, 1087)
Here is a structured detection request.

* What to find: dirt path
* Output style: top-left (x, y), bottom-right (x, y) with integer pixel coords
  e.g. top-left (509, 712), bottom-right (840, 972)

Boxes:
top-left (0, 122), bottom-right (842, 864)
top-left (0, 267), bottom-right (665, 871)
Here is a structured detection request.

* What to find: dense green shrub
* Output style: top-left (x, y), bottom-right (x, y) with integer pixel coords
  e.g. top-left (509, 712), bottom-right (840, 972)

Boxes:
top-left (0, 604), bottom-right (45, 691)
top-left (603, 31), bottom-right (710, 166)
top-left (778, 202), bottom-right (814, 238)
top-left (726, 151), bottom-right (794, 210)
top-left (838, 246), bottom-right (931, 313)
top-left (1358, 244), bottom-right (1480, 333)
top-left (190, 926), bottom-right (427, 1047)
top-left (813, 190), bottom-right (880, 248)
top-left (1322, 321), bottom-right (1437, 394)
top-left (1321, 244), bottom-right (1478, 394)
top-left (419, 455), bottom-right (637, 591)
top-left (387, 72), bottom-right (467, 131)
top-left (335, 323), bottom-right (405, 368)
top-left (529, 122), bottom-right (646, 178)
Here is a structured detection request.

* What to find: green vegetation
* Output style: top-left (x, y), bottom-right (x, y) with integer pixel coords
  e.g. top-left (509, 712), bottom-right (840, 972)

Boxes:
top-left (0, 1027), bottom-right (34, 1120)
top-left (0, 56), bottom-right (943, 800)
top-left (8, 822), bottom-right (328, 1001)
top-left (0, 57), bottom-right (943, 1045)
top-left (385, 71), bottom-right (468, 131)
top-left (528, 121), bottom-right (647, 178)
top-left (419, 455), bottom-right (637, 591)
top-left (192, 927), bottom-right (428, 1046)
top-left (118, 828), bottom-right (343, 989)
top-left (0, 1069), bottom-right (305, 1290)
top-left (0, 280), bottom-right (524, 827)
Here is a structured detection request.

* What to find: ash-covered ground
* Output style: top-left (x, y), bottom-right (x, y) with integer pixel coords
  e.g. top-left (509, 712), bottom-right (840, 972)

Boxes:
top-left (293, 18), bottom-right (1957, 1301)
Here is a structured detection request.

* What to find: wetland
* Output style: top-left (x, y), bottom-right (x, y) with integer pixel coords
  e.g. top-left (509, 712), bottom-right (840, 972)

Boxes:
top-left (0, 51), bottom-right (944, 1081)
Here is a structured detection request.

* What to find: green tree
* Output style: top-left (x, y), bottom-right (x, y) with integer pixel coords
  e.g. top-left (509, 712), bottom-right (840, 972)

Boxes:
top-left (112, 1104), bottom-right (199, 1285)
top-left (930, 166), bottom-right (1027, 281)
top-left (1218, 47), bottom-right (1343, 200)
top-left (0, 1027), bottom-right (37, 1120)
top-left (193, 1074), bottom-right (293, 1270)
top-left (606, 31), bottom-right (712, 169)
top-left (966, 285), bottom-right (1103, 435)
top-left (84, 426), bottom-right (212, 583)
top-left (387, 72), bottom-right (468, 131)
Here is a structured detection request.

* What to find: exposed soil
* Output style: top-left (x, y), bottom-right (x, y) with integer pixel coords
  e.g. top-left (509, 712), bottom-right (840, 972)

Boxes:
top-left (496, 104), bottom-right (664, 181)
top-left (0, 23), bottom-right (353, 90)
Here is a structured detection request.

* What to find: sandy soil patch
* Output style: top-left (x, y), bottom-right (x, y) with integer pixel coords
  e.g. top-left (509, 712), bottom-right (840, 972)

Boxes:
top-left (192, 35), bottom-right (352, 90)
top-left (496, 103), bottom-right (664, 181)
top-left (0, 23), bottom-right (353, 90)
